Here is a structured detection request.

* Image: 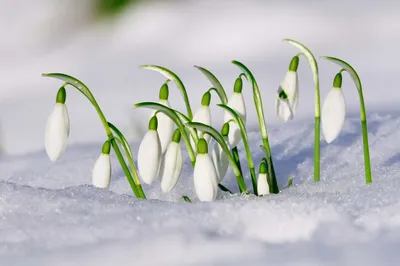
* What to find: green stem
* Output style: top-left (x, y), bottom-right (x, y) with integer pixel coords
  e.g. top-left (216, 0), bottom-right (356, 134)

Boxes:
top-left (110, 139), bottom-right (145, 198)
top-left (218, 184), bottom-right (233, 194)
top-left (314, 116), bottom-right (321, 182)
top-left (361, 120), bottom-right (372, 183)
top-left (231, 147), bottom-right (243, 175)
top-left (249, 167), bottom-right (257, 195)
top-left (182, 196), bottom-right (191, 203)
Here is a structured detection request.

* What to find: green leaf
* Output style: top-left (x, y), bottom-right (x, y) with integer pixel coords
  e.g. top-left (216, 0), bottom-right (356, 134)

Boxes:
top-left (218, 104), bottom-right (253, 169)
top-left (140, 65), bottom-right (193, 119)
top-left (173, 109), bottom-right (198, 145)
top-left (194, 65), bottom-right (228, 104)
top-left (134, 101), bottom-right (196, 164)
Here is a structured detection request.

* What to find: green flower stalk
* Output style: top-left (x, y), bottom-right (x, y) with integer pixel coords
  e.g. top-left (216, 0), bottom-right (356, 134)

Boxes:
top-left (232, 60), bottom-right (279, 193)
top-left (284, 39), bottom-right (321, 182)
top-left (42, 73), bottom-right (146, 199)
top-left (322, 56), bottom-right (372, 184)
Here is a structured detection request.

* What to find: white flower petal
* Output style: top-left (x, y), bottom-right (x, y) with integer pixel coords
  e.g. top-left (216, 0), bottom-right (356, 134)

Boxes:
top-left (190, 106), bottom-right (211, 148)
top-left (138, 130), bottom-right (162, 184)
top-left (45, 103), bottom-right (70, 162)
top-left (194, 154), bottom-right (218, 201)
top-left (160, 142), bottom-right (183, 193)
top-left (92, 154), bottom-right (111, 188)
top-left (279, 71), bottom-right (299, 114)
top-left (275, 97), bottom-right (293, 122)
top-left (223, 92), bottom-right (246, 147)
top-left (152, 99), bottom-right (174, 153)
top-left (257, 173), bottom-right (270, 196)
top-left (321, 88), bottom-right (346, 143)
top-left (212, 141), bottom-right (229, 183)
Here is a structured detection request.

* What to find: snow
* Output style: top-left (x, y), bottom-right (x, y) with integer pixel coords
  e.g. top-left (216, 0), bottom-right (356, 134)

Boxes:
top-left (1, 0), bottom-right (400, 265)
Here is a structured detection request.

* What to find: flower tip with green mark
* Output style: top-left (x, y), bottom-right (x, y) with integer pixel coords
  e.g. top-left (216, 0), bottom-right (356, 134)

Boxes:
top-left (197, 138), bottom-right (208, 154)
top-left (289, 56), bottom-right (300, 72)
top-left (92, 140), bottom-right (112, 189)
top-left (148, 116), bottom-right (158, 130)
top-left (257, 159), bottom-right (270, 196)
top-left (221, 123), bottom-right (230, 137)
top-left (56, 86), bottom-right (67, 104)
top-left (201, 91), bottom-right (212, 106)
top-left (172, 129), bottom-right (181, 143)
top-left (234, 77), bottom-right (243, 93)
top-left (333, 72), bottom-right (343, 88)
top-left (159, 83), bottom-right (169, 100)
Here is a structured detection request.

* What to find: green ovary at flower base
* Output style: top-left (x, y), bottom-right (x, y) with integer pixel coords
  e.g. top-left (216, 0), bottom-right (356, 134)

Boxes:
top-left (321, 56), bottom-right (372, 184)
top-left (283, 38), bottom-right (321, 182)
top-left (42, 73), bottom-right (146, 199)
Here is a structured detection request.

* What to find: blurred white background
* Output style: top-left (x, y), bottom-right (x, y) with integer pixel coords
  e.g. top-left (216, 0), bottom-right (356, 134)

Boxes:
top-left (0, 0), bottom-right (399, 155)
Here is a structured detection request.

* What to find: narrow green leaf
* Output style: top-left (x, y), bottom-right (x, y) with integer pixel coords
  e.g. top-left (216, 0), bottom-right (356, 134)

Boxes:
top-left (194, 65), bottom-right (228, 104)
top-left (134, 102), bottom-right (196, 165)
top-left (140, 65), bottom-right (193, 119)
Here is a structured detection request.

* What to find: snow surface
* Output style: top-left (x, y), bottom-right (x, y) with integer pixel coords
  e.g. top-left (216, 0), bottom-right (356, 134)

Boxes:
top-left (1, 0), bottom-right (400, 265)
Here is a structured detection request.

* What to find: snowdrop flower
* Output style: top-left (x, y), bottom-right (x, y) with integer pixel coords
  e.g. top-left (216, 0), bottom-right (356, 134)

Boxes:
top-left (138, 116), bottom-right (162, 185)
top-left (160, 129), bottom-right (183, 193)
top-left (190, 91), bottom-right (212, 147)
top-left (212, 123), bottom-right (230, 183)
top-left (257, 159), bottom-right (270, 196)
top-left (275, 56), bottom-right (299, 122)
top-left (194, 138), bottom-right (218, 201)
top-left (223, 77), bottom-right (247, 147)
top-left (151, 83), bottom-right (174, 153)
top-left (92, 141), bottom-right (111, 188)
top-left (45, 86), bottom-right (70, 162)
top-left (322, 72), bottom-right (346, 143)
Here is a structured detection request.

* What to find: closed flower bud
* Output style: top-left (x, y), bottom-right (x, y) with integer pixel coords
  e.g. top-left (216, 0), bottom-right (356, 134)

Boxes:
top-left (212, 123), bottom-right (230, 182)
top-left (257, 159), bottom-right (270, 196)
top-left (159, 129), bottom-right (183, 193)
top-left (92, 141), bottom-right (111, 189)
top-left (138, 116), bottom-right (162, 184)
top-left (45, 87), bottom-right (70, 162)
top-left (151, 83), bottom-right (174, 153)
top-left (194, 138), bottom-right (218, 201)
top-left (321, 73), bottom-right (346, 143)
top-left (223, 77), bottom-right (247, 147)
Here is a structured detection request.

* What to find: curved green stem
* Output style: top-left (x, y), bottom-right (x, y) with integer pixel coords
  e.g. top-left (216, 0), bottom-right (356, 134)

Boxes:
top-left (208, 87), bottom-right (226, 104)
top-left (141, 65), bottom-right (193, 119)
top-left (231, 61), bottom-right (276, 192)
top-left (134, 102), bottom-right (196, 167)
top-left (218, 104), bottom-right (257, 195)
top-left (108, 122), bottom-right (144, 193)
top-left (322, 56), bottom-right (372, 184)
top-left (186, 122), bottom-right (248, 193)
top-left (283, 39), bottom-right (321, 182)
top-left (231, 147), bottom-right (243, 176)
top-left (42, 73), bottom-right (144, 198)
top-left (194, 65), bottom-right (228, 104)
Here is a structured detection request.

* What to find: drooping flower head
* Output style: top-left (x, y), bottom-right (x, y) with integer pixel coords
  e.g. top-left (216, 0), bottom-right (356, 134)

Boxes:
top-left (322, 72), bottom-right (346, 143)
top-left (191, 91), bottom-right (212, 148)
top-left (152, 83), bottom-right (174, 153)
top-left (212, 122), bottom-right (230, 183)
top-left (223, 76), bottom-right (246, 147)
top-left (160, 129), bottom-right (183, 193)
top-left (138, 116), bottom-right (162, 185)
top-left (257, 158), bottom-right (270, 196)
top-left (194, 138), bottom-right (218, 201)
top-left (92, 141), bottom-right (112, 189)
top-left (45, 86), bottom-right (70, 162)
top-left (276, 56), bottom-right (299, 122)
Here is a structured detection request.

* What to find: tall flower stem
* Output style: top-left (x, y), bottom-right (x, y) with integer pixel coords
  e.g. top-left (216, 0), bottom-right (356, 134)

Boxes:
top-left (322, 56), bottom-right (372, 184)
top-left (42, 73), bottom-right (146, 198)
top-left (284, 39), bottom-right (321, 182)
top-left (232, 61), bottom-right (276, 193)
top-left (232, 147), bottom-right (243, 176)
